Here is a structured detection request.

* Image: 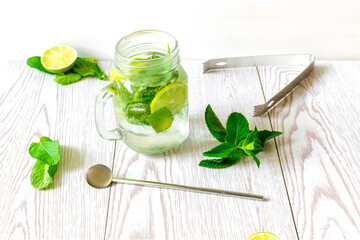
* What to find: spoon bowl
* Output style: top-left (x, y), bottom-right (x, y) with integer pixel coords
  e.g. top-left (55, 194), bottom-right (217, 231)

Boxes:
top-left (86, 164), bottom-right (113, 188)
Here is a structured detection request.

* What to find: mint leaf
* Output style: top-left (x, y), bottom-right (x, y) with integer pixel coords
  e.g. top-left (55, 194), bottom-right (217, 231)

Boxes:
top-left (250, 142), bottom-right (264, 154)
top-left (148, 107), bottom-right (173, 133)
top-left (258, 130), bottom-right (283, 146)
top-left (205, 105), bottom-right (226, 142)
top-left (72, 58), bottom-right (95, 77)
top-left (47, 163), bottom-right (58, 177)
top-left (201, 107), bottom-right (283, 168)
top-left (82, 57), bottom-right (96, 63)
top-left (244, 149), bottom-right (261, 168)
top-left (199, 153), bottom-right (240, 168)
top-left (150, 52), bottom-right (161, 59)
top-left (113, 81), bottom-right (133, 116)
top-left (72, 58), bottom-right (107, 80)
top-left (203, 142), bottom-right (238, 158)
top-left (241, 126), bottom-right (259, 149)
top-left (94, 63), bottom-right (107, 80)
top-left (28, 137), bottom-right (60, 165)
top-left (225, 112), bottom-right (249, 144)
top-left (167, 44), bottom-right (170, 54)
top-left (27, 56), bottom-right (55, 74)
top-left (54, 73), bottom-right (83, 85)
top-left (199, 159), bottom-right (233, 168)
top-left (30, 160), bottom-right (57, 190)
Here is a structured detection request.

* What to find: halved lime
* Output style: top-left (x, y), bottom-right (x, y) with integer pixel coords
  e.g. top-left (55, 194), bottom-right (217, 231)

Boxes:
top-left (247, 232), bottom-right (280, 240)
top-left (150, 82), bottom-right (187, 114)
top-left (41, 46), bottom-right (77, 73)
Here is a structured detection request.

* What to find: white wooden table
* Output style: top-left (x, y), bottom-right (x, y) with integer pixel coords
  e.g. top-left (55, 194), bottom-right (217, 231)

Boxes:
top-left (1, 60), bottom-right (360, 239)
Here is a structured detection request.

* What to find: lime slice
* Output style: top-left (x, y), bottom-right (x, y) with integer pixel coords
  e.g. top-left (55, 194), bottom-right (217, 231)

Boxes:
top-left (150, 82), bottom-right (187, 114)
top-left (148, 107), bottom-right (173, 133)
top-left (41, 46), bottom-right (77, 73)
top-left (247, 232), bottom-right (280, 240)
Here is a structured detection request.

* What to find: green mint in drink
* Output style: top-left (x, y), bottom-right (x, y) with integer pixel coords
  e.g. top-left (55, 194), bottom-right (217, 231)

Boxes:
top-left (110, 51), bottom-right (187, 133)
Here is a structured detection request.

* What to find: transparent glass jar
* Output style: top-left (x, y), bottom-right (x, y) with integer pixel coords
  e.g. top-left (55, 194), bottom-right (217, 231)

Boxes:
top-left (95, 30), bottom-right (189, 154)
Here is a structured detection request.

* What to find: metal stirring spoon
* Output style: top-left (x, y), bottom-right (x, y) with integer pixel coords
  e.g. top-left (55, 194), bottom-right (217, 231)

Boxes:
top-left (86, 164), bottom-right (265, 200)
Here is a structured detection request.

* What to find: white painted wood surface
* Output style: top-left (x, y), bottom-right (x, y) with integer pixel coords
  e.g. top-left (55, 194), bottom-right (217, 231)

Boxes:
top-left (1, 60), bottom-right (360, 239)
top-left (0, 61), bottom-right (115, 239)
top-left (258, 62), bottom-right (360, 239)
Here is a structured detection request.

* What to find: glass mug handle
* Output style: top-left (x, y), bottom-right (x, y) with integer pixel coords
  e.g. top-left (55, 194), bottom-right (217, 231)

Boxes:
top-left (94, 83), bottom-right (123, 141)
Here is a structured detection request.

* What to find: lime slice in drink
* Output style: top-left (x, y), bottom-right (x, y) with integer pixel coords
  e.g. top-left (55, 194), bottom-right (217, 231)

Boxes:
top-left (247, 232), bottom-right (280, 240)
top-left (41, 46), bottom-right (77, 73)
top-left (150, 82), bottom-right (187, 114)
top-left (148, 107), bottom-right (174, 133)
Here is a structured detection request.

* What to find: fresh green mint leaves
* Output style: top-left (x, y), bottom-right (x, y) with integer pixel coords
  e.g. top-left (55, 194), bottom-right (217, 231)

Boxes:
top-left (72, 57), bottom-right (107, 80)
top-left (27, 56), bottom-right (107, 85)
top-left (29, 137), bottom-right (61, 190)
top-left (200, 105), bottom-right (283, 168)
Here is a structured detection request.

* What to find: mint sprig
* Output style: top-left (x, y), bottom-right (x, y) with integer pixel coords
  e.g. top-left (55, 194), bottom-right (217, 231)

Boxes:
top-left (29, 137), bottom-right (61, 190)
top-left (200, 105), bottom-right (282, 168)
top-left (26, 56), bottom-right (107, 85)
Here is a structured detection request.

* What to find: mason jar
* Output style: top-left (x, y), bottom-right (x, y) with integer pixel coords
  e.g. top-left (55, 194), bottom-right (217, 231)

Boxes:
top-left (95, 30), bottom-right (189, 154)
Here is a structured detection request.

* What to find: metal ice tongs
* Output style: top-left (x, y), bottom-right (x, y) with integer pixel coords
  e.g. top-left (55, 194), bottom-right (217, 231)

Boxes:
top-left (203, 54), bottom-right (315, 116)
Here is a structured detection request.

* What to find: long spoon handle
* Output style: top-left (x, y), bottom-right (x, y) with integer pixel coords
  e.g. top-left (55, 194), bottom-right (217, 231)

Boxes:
top-left (112, 178), bottom-right (264, 200)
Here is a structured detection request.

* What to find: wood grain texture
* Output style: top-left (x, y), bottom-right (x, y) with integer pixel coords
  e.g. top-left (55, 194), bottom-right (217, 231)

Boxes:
top-left (257, 61), bottom-right (360, 239)
top-left (104, 61), bottom-right (297, 239)
top-left (0, 61), bottom-right (115, 239)
top-left (5, 59), bottom-right (360, 240)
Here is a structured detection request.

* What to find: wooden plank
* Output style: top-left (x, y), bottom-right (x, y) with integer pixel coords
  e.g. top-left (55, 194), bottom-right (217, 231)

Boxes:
top-left (0, 61), bottom-right (115, 239)
top-left (105, 60), bottom-right (297, 239)
top-left (257, 61), bottom-right (360, 239)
